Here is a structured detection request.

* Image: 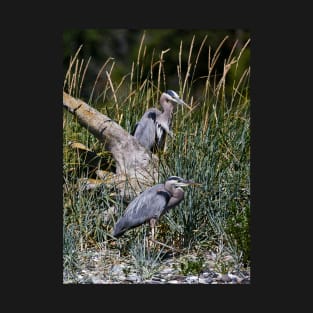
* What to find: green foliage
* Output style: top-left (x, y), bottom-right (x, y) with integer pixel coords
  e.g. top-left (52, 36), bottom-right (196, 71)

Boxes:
top-left (128, 237), bottom-right (164, 280)
top-left (63, 32), bottom-right (251, 277)
top-left (63, 224), bottom-right (79, 281)
top-left (176, 255), bottom-right (205, 276)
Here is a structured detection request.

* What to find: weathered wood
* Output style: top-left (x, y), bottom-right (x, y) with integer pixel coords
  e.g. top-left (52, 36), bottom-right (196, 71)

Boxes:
top-left (63, 92), bottom-right (160, 197)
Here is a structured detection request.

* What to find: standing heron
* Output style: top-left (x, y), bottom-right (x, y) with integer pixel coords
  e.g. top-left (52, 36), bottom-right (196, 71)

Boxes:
top-left (113, 176), bottom-right (200, 250)
top-left (133, 90), bottom-right (187, 152)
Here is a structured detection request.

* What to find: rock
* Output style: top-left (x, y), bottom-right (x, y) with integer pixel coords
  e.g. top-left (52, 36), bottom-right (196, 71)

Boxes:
top-left (239, 278), bottom-right (250, 284)
top-left (170, 275), bottom-right (186, 281)
top-left (110, 264), bottom-right (125, 276)
top-left (91, 276), bottom-right (106, 284)
top-left (216, 274), bottom-right (232, 282)
top-left (202, 272), bottom-right (210, 278)
top-left (143, 280), bottom-right (163, 284)
top-left (228, 273), bottom-right (241, 283)
top-left (159, 268), bottom-right (174, 275)
top-left (126, 273), bottom-right (141, 283)
top-left (186, 276), bottom-right (199, 284)
top-left (199, 277), bottom-right (213, 284)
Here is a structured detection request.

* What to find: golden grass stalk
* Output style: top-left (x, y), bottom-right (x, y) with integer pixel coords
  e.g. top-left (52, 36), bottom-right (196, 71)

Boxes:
top-left (63, 44), bottom-right (83, 91)
top-left (105, 70), bottom-right (118, 105)
top-left (181, 35), bottom-right (195, 96)
top-left (157, 48), bottom-right (170, 95)
top-left (89, 57), bottom-right (115, 103)
top-left (137, 31), bottom-right (146, 66)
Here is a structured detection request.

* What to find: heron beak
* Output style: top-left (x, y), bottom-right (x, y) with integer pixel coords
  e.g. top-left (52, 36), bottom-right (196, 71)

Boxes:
top-left (186, 180), bottom-right (202, 186)
top-left (176, 179), bottom-right (202, 187)
top-left (173, 97), bottom-right (192, 110)
top-left (189, 182), bottom-right (202, 186)
top-left (173, 97), bottom-right (186, 106)
top-left (175, 98), bottom-right (186, 105)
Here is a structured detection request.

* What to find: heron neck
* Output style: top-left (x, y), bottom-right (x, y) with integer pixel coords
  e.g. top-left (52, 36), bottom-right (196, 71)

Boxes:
top-left (162, 103), bottom-right (174, 113)
top-left (166, 188), bottom-right (184, 209)
top-left (161, 105), bottom-right (173, 124)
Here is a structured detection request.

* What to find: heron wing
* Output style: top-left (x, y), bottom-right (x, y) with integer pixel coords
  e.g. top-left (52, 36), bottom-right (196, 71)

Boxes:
top-left (133, 108), bottom-right (161, 150)
top-left (131, 122), bottom-right (139, 136)
top-left (154, 114), bottom-right (174, 150)
top-left (113, 183), bottom-right (170, 236)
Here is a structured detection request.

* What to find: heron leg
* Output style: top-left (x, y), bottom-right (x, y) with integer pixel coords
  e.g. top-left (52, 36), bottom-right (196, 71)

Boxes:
top-left (150, 218), bottom-right (156, 241)
top-left (145, 236), bottom-right (150, 250)
top-left (149, 218), bottom-right (182, 253)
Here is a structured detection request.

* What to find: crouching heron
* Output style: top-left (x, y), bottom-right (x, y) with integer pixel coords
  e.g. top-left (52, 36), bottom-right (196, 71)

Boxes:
top-left (113, 176), bottom-right (200, 251)
top-left (133, 90), bottom-right (188, 152)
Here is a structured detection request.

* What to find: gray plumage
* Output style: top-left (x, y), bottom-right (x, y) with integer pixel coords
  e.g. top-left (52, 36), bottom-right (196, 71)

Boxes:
top-left (113, 176), bottom-right (196, 238)
top-left (133, 90), bottom-right (186, 152)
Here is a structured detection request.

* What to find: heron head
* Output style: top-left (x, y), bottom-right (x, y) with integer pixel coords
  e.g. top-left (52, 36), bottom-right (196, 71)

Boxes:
top-left (162, 90), bottom-right (187, 106)
top-left (166, 176), bottom-right (201, 188)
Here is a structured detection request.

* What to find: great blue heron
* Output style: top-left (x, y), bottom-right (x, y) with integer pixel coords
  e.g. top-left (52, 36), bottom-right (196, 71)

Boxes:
top-left (113, 176), bottom-right (200, 250)
top-left (132, 90), bottom-right (187, 152)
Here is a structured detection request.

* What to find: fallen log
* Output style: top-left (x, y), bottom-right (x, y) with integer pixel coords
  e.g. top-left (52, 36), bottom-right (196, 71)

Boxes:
top-left (63, 91), bottom-right (160, 198)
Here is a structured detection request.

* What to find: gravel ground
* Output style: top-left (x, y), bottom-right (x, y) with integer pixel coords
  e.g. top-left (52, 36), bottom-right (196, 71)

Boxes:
top-left (63, 246), bottom-right (250, 284)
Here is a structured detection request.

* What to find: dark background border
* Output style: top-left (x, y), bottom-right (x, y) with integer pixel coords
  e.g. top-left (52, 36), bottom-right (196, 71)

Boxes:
top-left (3, 1), bottom-right (308, 311)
